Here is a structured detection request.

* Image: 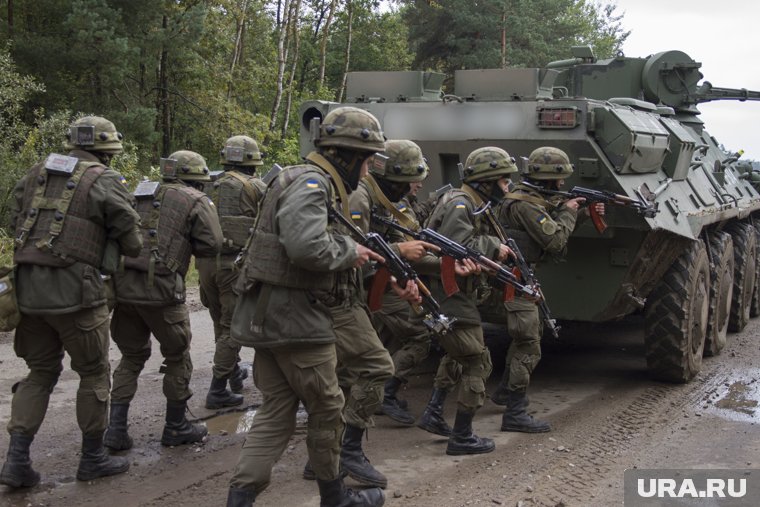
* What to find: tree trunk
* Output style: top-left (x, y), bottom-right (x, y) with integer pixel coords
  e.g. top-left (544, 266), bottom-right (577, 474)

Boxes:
top-left (269, 0), bottom-right (292, 133)
top-left (227, 0), bottom-right (249, 100)
top-left (281, 0), bottom-right (302, 137)
top-left (157, 14), bottom-right (171, 157)
top-left (318, 0), bottom-right (338, 88)
top-left (7, 0), bottom-right (13, 40)
top-left (336, 0), bottom-right (353, 103)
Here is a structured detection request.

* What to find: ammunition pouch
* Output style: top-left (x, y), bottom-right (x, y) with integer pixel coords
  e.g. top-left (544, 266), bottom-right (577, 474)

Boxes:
top-left (0, 265), bottom-right (21, 332)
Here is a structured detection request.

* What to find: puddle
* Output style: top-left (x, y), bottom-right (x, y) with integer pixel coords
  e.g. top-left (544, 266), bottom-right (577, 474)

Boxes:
top-left (707, 373), bottom-right (760, 423)
top-left (205, 404), bottom-right (309, 435)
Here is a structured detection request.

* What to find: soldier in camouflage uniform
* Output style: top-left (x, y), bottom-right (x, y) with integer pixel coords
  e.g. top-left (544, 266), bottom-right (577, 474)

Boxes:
top-left (349, 139), bottom-right (436, 426)
top-left (104, 150), bottom-right (222, 449)
top-left (225, 107), bottom-right (400, 507)
top-left (492, 146), bottom-right (602, 432)
top-left (417, 147), bottom-right (517, 455)
top-left (0, 116), bottom-right (142, 487)
top-left (198, 136), bottom-right (267, 410)
top-left (400, 179), bottom-right (435, 227)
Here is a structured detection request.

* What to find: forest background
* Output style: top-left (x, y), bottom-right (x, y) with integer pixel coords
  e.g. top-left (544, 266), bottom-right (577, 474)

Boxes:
top-left (0, 0), bottom-right (629, 243)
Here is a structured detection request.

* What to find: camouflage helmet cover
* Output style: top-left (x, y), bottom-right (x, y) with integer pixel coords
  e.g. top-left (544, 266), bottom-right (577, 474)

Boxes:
top-left (315, 106), bottom-right (385, 152)
top-left (64, 115), bottom-right (124, 155)
top-left (462, 146), bottom-right (518, 182)
top-left (525, 146), bottom-right (574, 180)
top-left (221, 135), bottom-right (263, 167)
top-left (163, 150), bottom-right (211, 182)
top-left (372, 139), bottom-right (429, 183)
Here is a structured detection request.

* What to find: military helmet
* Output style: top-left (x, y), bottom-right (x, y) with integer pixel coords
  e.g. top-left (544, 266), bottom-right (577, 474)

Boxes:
top-left (220, 135), bottom-right (263, 167)
top-left (372, 140), bottom-right (429, 183)
top-left (524, 147), bottom-right (574, 180)
top-left (162, 150), bottom-right (211, 182)
top-left (64, 116), bottom-right (124, 154)
top-left (315, 106), bottom-right (385, 152)
top-left (462, 147), bottom-right (518, 183)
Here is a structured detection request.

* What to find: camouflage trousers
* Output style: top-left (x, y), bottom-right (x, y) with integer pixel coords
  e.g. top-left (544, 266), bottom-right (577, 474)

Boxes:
top-left (8, 305), bottom-right (111, 437)
top-left (230, 344), bottom-right (344, 494)
top-left (372, 305), bottom-right (431, 382)
top-left (432, 324), bottom-right (493, 411)
top-left (333, 303), bottom-right (395, 428)
top-left (502, 297), bottom-right (542, 391)
top-left (196, 257), bottom-right (241, 380)
top-left (109, 303), bottom-right (193, 403)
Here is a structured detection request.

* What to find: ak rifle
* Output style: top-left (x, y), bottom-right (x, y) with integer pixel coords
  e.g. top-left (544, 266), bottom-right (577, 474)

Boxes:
top-left (370, 214), bottom-right (540, 301)
top-left (520, 181), bottom-right (659, 234)
top-left (328, 207), bottom-right (454, 335)
top-left (481, 207), bottom-right (560, 339)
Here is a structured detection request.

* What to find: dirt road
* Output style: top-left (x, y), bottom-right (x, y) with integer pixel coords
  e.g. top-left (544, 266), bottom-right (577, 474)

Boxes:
top-left (1, 292), bottom-right (757, 507)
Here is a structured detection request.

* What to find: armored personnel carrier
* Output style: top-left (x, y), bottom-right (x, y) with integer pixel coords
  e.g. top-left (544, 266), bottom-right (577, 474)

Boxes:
top-left (298, 47), bottom-right (760, 382)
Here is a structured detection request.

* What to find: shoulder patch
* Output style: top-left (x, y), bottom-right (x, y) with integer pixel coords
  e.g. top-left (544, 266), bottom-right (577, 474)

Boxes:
top-left (120, 176), bottom-right (128, 185)
top-left (396, 204), bottom-right (407, 213)
top-left (536, 214), bottom-right (548, 225)
top-left (207, 197), bottom-right (215, 207)
top-left (454, 201), bottom-right (467, 209)
top-left (306, 179), bottom-right (319, 189)
top-left (541, 220), bottom-right (558, 235)
top-left (350, 211), bottom-right (362, 220)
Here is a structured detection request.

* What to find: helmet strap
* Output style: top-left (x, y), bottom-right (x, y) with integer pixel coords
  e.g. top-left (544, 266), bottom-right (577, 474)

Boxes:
top-left (376, 177), bottom-right (409, 203)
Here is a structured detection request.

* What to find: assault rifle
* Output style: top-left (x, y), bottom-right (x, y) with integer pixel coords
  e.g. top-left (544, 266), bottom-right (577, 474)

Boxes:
top-left (370, 214), bottom-right (540, 301)
top-left (480, 207), bottom-right (560, 339)
top-left (328, 207), bottom-right (455, 335)
top-left (520, 181), bottom-right (659, 234)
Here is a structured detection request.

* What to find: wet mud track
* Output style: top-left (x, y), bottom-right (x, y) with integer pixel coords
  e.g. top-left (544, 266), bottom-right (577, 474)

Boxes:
top-left (0, 307), bottom-right (757, 507)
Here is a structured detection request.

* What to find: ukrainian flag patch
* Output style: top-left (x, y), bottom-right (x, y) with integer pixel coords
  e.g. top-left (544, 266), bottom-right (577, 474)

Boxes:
top-left (455, 201), bottom-right (467, 209)
top-left (350, 211), bottom-right (362, 220)
top-left (119, 176), bottom-right (127, 185)
top-left (537, 214), bottom-right (548, 224)
top-left (306, 179), bottom-right (319, 189)
top-left (397, 204), bottom-right (407, 212)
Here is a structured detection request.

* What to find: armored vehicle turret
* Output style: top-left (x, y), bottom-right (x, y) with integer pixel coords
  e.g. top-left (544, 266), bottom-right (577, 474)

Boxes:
top-left (299, 48), bottom-right (760, 382)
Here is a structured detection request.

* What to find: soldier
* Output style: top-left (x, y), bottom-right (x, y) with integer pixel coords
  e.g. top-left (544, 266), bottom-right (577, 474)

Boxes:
top-left (0, 116), bottom-right (142, 487)
top-left (401, 179), bottom-right (435, 227)
top-left (417, 146), bottom-right (517, 455)
top-left (225, 107), bottom-right (400, 506)
top-left (491, 146), bottom-right (602, 433)
top-left (350, 139), bottom-right (436, 425)
top-left (104, 150), bottom-right (222, 450)
top-left (197, 135), bottom-right (266, 410)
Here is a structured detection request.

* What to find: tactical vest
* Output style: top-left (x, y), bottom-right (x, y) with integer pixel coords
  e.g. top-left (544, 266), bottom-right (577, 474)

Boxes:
top-left (209, 171), bottom-right (262, 254)
top-left (427, 188), bottom-right (492, 237)
top-left (14, 157), bottom-right (107, 268)
top-left (500, 188), bottom-right (551, 263)
top-left (242, 165), bottom-right (336, 291)
top-left (123, 182), bottom-right (199, 278)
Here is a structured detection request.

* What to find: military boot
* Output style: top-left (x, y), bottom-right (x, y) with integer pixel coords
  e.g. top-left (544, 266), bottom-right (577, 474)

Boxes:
top-left (226, 486), bottom-right (256, 506)
top-left (340, 424), bottom-right (387, 488)
top-left (76, 433), bottom-right (130, 481)
top-left (317, 477), bottom-right (385, 507)
top-left (416, 387), bottom-right (451, 436)
top-left (446, 409), bottom-right (495, 456)
top-left (104, 402), bottom-right (133, 451)
top-left (500, 390), bottom-right (551, 433)
top-left (0, 433), bottom-right (40, 488)
top-left (229, 364), bottom-right (249, 394)
top-left (161, 399), bottom-right (208, 446)
top-left (380, 377), bottom-right (415, 426)
top-left (205, 376), bottom-right (244, 409)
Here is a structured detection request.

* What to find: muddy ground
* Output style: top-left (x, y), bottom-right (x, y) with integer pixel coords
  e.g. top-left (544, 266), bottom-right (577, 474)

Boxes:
top-left (0, 287), bottom-right (758, 507)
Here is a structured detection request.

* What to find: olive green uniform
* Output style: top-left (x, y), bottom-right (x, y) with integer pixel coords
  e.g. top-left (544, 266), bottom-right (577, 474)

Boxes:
top-left (350, 180), bottom-right (431, 383)
top-left (110, 183), bottom-right (222, 403)
top-left (498, 183), bottom-right (577, 390)
top-left (196, 170), bottom-right (265, 380)
top-left (425, 185), bottom-right (500, 410)
top-left (229, 159), bottom-right (359, 493)
top-left (8, 150), bottom-right (142, 438)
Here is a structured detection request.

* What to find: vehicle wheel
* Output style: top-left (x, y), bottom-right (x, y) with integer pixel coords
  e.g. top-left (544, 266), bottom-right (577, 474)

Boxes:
top-left (726, 222), bottom-right (757, 332)
top-left (704, 231), bottom-right (734, 356)
top-left (644, 239), bottom-right (709, 383)
top-left (750, 222), bottom-right (760, 318)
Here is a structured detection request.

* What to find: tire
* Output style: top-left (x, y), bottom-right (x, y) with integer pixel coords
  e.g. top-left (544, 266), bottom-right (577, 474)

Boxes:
top-left (644, 239), bottom-right (709, 383)
top-left (726, 222), bottom-right (757, 332)
top-left (750, 222), bottom-right (760, 318)
top-left (704, 231), bottom-right (734, 356)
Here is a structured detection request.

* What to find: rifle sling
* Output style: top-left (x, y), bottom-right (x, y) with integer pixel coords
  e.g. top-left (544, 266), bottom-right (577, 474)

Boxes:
top-left (306, 152), bottom-right (351, 219)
